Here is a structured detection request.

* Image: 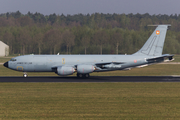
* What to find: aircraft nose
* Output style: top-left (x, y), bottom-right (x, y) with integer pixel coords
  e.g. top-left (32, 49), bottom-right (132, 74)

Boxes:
top-left (3, 62), bottom-right (8, 68)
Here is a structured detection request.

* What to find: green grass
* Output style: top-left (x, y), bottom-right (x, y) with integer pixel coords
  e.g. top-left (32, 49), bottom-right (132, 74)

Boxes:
top-left (173, 54), bottom-right (180, 62)
top-left (0, 83), bottom-right (180, 119)
top-left (0, 57), bottom-right (11, 63)
top-left (1, 56), bottom-right (180, 119)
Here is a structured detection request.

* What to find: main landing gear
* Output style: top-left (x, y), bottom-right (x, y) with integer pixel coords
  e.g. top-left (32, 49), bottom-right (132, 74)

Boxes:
top-left (23, 72), bottom-right (28, 77)
top-left (77, 73), bottom-right (90, 78)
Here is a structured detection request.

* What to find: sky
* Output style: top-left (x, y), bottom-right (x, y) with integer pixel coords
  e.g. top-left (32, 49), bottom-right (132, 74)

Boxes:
top-left (0, 0), bottom-right (180, 15)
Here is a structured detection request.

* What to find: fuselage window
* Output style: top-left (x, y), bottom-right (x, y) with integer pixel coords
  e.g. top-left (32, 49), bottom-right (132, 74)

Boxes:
top-left (10, 58), bottom-right (17, 61)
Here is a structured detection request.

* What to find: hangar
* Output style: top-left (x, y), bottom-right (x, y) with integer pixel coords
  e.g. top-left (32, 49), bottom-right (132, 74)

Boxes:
top-left (0, 41), bottom-right (9, 57)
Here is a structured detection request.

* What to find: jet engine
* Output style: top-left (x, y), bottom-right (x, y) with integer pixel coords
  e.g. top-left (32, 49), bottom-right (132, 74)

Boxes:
top-left (57, 66), bottom-right (75, 75)
top-left (77, 65), bottom-right (95, 74)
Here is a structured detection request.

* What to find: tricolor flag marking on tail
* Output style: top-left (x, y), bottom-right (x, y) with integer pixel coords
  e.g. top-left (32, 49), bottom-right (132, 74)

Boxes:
top-left (156, 30), bottom-right (160, 35)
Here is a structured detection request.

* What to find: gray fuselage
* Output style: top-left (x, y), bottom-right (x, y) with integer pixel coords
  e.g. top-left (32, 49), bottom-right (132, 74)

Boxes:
top-left (7, 54), bottom-right (150, 72)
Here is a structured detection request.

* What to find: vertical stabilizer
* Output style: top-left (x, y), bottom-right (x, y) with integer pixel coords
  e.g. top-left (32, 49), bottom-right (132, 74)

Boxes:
top-left (133, 25), bottom-right (170, 56)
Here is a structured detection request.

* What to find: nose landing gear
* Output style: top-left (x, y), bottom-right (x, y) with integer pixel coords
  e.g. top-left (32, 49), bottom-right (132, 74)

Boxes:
top-left (23, 73), bottom-right (28, 77)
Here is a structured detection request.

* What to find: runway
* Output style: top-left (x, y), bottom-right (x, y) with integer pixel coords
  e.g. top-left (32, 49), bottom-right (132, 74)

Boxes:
top-left (0, 76), bottom-right (180, 82)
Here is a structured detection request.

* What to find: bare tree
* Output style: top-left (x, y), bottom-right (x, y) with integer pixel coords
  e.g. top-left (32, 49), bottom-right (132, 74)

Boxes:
top-left (81, 35), bottom-right (90, 54)
top-left (17, 16), bottom-right (34, 26)
top-left (18, 29), bottom-right (31, 55)
top-left (43, 29), bottom-right (62, 54)
top-left (93, 30), bottom-right (108, 54)
top-left (53, 30), bottom-right (62, 54)
top-left (111, 31), bottom-right (122, 54)
top-left (62, 30), bottom-right (75, 54)
top-left (34, 32), bottom-right (43, 54)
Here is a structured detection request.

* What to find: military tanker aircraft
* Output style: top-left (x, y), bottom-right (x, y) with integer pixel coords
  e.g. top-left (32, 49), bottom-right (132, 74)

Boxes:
top-left (4, 25), bottom-right (173, 78)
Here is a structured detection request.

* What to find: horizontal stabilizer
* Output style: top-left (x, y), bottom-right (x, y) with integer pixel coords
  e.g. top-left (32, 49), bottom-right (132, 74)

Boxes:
top-left (147, 54), bottom-right (174, 63)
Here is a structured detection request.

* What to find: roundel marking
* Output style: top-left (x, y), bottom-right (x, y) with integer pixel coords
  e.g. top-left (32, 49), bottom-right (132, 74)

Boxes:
top-left (134, 60), bottom-right (137, 63)
top-left (156, 30), bottom-right (160, 35)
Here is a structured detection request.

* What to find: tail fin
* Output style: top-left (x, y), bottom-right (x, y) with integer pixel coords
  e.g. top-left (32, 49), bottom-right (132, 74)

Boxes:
top-left (133, 25), bottom-right (170, 56)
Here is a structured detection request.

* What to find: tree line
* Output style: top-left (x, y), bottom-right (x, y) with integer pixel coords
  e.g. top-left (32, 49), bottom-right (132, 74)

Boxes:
top-left (0, 11), bottom-right (180, 55)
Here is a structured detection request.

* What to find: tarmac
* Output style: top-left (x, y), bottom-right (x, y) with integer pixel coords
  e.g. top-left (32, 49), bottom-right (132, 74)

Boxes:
top-left (0, 76), bottom-right (180, 82)
top-left (1, 63), bottom-right (180, 82)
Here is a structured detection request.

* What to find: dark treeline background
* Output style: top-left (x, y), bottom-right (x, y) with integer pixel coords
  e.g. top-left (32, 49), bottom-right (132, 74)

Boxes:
top-left (1, 11), bottom-right (180, 55)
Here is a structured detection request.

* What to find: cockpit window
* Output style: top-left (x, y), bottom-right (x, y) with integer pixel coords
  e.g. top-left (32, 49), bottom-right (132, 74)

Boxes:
top-left (10, 58), bottom-right (17, 61)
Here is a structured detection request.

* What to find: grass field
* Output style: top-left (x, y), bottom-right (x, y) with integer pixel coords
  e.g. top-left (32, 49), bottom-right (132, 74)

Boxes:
top-left (0, 83), bottom-right (180, 119)
top-left (1, 55), bottom-right (180, 119)
top-left (0, 57), bottom-right (11, 63)
top-left (173, 54), bottom-right (180, 62)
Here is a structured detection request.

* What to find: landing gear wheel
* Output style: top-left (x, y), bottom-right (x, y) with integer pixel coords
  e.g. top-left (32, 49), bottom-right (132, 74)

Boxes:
top-left (23, 73), bottom-right (28, 77)
top-left (84, 74), bottom-right (89, 78)
top-left (77, 73), bottom-right (83, 78)
top-left (77, 73), bottom-right (90, 78)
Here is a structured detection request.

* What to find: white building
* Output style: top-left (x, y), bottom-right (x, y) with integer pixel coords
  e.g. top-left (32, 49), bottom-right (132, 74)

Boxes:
top-left (0, 41), bottom-right (9, 57)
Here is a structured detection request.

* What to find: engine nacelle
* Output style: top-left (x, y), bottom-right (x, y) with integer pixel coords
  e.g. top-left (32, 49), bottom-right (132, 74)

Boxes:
top-left (57, 66), bottom-right (75, 75)
top-left (77, 65), bottom-right (95, 74)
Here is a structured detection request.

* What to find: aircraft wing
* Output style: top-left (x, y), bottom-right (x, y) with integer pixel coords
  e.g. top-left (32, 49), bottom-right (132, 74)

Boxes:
top-left (95, 62), bottom-right (125, 69)
top-left (51, 61), bottom-right (125, 74)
